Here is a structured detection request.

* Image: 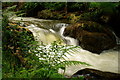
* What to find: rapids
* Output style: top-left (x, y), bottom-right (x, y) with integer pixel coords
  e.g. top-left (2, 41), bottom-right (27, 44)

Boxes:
top-left (12, 17), bottom-right (120, 76)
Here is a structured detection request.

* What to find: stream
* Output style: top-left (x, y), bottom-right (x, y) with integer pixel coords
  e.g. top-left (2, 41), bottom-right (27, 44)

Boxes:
top-left (12, 17), bottom-right (120, 76)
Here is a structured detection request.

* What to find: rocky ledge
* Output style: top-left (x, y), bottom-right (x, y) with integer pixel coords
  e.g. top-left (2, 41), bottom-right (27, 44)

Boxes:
top-left (71, 68), bottom-right (120, 80)
top-left (63, 21), bottom-right (117, 54)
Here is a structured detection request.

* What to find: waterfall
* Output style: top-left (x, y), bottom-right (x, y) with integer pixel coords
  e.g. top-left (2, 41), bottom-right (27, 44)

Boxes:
top-left (58, 24), bottom-right (79, 46)
top-left (26, 23), bottom-right (78, 45)
top-left (13, 17), bottom-right (119, 76)
top-left (26, 24), bottom-right (62, 45)
top-left (112, 31), bottom-right (120, 45)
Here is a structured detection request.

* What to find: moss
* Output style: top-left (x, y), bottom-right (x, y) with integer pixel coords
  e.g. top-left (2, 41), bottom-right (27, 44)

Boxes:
top-left (37, 9), bottom-right (65, 20)
top-left (75, 21), bottom-right (104, 33)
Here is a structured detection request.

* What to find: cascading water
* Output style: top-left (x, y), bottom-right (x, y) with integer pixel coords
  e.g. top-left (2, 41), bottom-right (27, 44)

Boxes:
top-left (13, 17), bottom-right (120, 76)
top-left (60, 48), bottom-right (119, 76)
top-left (26, 24), bottom-right (63, 45)
top-left (59, 24), bottom-right (79, 46)
top-left (112, 31), bottom-right (120, 45)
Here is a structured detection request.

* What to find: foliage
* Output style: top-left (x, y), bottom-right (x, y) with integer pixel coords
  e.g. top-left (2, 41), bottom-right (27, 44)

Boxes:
top-left (89, 2), bottom-right (119, 14)
top-left (2, 2), bottom-right (15, 9)
top-left (38, 9), bottom-right (53, 19)
top-left (2, 23), bottom-right (35, 76)
top-left (2, 5), bottom-right (35, 78)
top-left (3, 2), bottom-right (120, 24)
top-left (2, 5), bottom-right (17, 21)
top-left (23, 2), bottom-right (39, 10)
top-left (21, 2), bottom-right (66, 17)
top-left (2, 6), bottom-right (89, 79)
top-left (24, 41), bottom-right (90, 78)
top-left (67, 2), bottom-right (89, 12)
top-left (77, 2), bottom-right (120, 24)
top-left (43, 2), bottom-right (66, 11)
top-left (67, 13), bottom-right (80, 23)
top-left (3, 35), bottom-right (89, 79)
top-left (79, 10), bottom-right (102, 22)
top-left (37, 9), bottom-right (64, 19)
top-left (2, 5), bottom-right (25, 21)
top-left (2, 5), bottom-right (34, 71)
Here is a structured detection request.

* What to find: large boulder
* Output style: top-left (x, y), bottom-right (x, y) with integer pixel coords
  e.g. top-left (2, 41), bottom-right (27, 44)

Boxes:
top-left (63, 21), bottom-right (116, 54)
top-left (71, 68), bottom-right (120, 80)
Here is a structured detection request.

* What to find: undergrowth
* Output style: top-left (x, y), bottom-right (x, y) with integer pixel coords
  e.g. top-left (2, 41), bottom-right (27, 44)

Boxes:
top-left (2, 5), bottom-right (89, 79)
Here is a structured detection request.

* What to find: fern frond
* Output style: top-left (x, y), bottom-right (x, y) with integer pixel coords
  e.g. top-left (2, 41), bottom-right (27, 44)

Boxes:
top-left (55, 60), bottom-right (91, 70)
top-left (4, 5), bottom-right (17, 12)
top-left (61, 61), bottom-right (90, 66)
top-left (17, 13), bottom-right (26, 17)
top-left (3, 5), bottom-right (26, 21)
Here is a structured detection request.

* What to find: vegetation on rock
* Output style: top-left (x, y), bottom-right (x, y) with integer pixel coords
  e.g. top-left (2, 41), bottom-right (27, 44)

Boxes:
top-left (63, 21), bottom-right (116, 53)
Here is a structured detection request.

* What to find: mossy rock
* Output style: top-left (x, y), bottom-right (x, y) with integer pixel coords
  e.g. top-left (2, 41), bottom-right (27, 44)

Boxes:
top-left (63, 21), bottom-right (116, 54)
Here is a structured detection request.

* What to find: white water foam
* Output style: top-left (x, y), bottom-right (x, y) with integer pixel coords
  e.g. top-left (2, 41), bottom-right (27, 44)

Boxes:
top-left (58, 48), bottom-right (119, 76)
top-left (26, 24), bottom-right (61, 45)
top-left (59, 25), bottom-right (79, 46)
top-left (112, 31), bottom-right (120, 45)
top-left (26, 23), bottom-right (119, 76)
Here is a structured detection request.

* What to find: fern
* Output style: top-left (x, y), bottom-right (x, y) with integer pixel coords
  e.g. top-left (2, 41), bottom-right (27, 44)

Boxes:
top-left (3, 5), bottom-right (17, 19)
top-left (4, 5), bottom-right (17, 12)
top-left (58, 61), bottom-right (90, 67)
top-left (3, 5), bottom-right (25, 21)
top-left (28, 41), bottom-right (90, 78)
top-left (54, 60), bottom-right (90, 73)
top-left (89, 2), bottom-right (119, 15)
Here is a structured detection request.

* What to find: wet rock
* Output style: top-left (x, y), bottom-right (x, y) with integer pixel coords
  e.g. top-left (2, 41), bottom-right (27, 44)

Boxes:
top-left (63, 21), bottom-right (116, 54)
top-left (71, 68), bottom-right (120, 80)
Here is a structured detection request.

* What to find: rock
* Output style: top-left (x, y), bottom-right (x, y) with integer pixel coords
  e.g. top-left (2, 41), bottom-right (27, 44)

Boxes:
top-left (71, 68), bottom-right (120, 80)
top-left (63, 21), bottom-right (116, 54)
